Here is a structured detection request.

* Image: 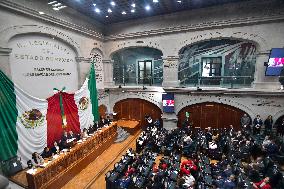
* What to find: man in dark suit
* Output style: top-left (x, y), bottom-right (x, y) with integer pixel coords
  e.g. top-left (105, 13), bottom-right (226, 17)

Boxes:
top-left (61, 131), bottom-right (68, 148)
top-left (253, 115), bottom-right (263, 135)
top-left (68, 130), bottom-right (75, 139)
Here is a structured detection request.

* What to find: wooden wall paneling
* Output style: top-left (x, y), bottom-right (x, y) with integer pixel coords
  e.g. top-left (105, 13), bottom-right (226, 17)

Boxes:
top-left (114, 98), bottom-right (162, 128)
top-left (178, 102), bottom-right (247, 131)
top-left (98, 104), bottom-right (107, 118)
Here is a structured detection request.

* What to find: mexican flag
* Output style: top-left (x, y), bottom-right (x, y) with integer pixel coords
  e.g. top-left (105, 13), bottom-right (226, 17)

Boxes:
top-left (0, 63), bottom-right (100, 167)
top-left (0, 69), bottom-right (48, 167)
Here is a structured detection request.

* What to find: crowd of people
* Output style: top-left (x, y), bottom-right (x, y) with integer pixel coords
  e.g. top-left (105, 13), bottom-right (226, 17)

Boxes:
top-left (29, 116), bottom-right (112, 168)
top-left (106, 114), bottom-right (284, 189)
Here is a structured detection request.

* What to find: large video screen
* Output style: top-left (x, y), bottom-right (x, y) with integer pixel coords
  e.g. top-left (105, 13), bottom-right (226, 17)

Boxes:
top-left (162, 93), bottom-right (174, 113)
top-left (265, 48), bottom-right (284, 76)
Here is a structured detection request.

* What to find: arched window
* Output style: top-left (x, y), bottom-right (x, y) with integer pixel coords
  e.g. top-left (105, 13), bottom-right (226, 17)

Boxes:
top-left (112, 47), bottom-right (163, 86)
top-left (178, 39), bottom-right (256, 88)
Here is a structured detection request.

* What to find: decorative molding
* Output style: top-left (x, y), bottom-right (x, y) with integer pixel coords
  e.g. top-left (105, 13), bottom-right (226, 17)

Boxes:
top-left (0, 0), bottom-right (103, 40)
top-left (75, 57), bottom-right (91, 63)
top-left (0, 47), bottom-right (12, 55)
top-left (104, 13), bottom-right (284, 41)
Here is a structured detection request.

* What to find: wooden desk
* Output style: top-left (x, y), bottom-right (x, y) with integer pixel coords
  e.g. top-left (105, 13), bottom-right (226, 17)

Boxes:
top-left (26, 123), bottom-right (117, 189)
top-left (117, 120), bottom-right (140, 134)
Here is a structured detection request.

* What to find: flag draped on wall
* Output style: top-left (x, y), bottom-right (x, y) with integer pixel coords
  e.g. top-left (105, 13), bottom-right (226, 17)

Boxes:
top-left (0, 62), bottom-right (100, 167)
top-left (88, 62), bottom-right (100, 122)
top-left (46, 92), bottom-right (80, 147)
top-left (0, 69), bottom-right (47, 166)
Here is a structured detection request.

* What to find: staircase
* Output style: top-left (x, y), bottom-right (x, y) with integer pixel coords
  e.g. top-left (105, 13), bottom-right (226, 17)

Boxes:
top-left (115, 127), bottom-right (130, 143)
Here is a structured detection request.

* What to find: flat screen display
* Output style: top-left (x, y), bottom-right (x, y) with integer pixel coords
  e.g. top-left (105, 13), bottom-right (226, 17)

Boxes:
top-left (162, 93), bottom-right (174, 113)
top-left (265, 48), bottom-right (284, 76)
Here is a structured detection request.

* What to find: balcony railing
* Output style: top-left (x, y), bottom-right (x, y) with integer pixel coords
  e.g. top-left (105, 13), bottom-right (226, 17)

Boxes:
top-left (113, 75), bottom-right (253, 88)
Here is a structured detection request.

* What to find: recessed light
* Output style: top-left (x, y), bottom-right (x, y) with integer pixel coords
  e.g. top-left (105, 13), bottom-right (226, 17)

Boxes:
top-left (122, 11), bottom-right (126, 15)
top-left (95, 8), bottom-right (100, 13)
top-left (131, 3), bottom-right (135, 8)
top-left (131, 9), bottom-right (135, 13)
top-left (145, 5), bottom-right (151, 11)
top-left (48, 1), bottom-right (57, 5)
top-left (53, 3), bottom-right (62, 7)
top-left (153, 0), bottom-right (159, 3)
top-left (106, 15), bottom-right (109, 17)
top-left (38, 11), bottom-right (45, 15)
top-left (177, 0), bottom-right (182, 3)
top-left (110, 1), bottom-right (115, 6)
top-left (108, 8), bottom-right (112, 13)
top-left (93, 3), bottom-right (96, 7)
top-left (58, 5), bottom-right (67, 10)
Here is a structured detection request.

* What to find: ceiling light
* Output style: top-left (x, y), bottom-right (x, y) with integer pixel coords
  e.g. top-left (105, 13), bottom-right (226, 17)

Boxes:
top-left (122, 11), bottom-right (126, 15)
top-left (53, 3), bottom-right (62, 7)
top-left (108, 8), bottom-right (112, 13)
top-left (48, 1), bottom-right (57, 5)
top-left (38, 11), bottom-right (45, 15)
top-left (95, 8), bottom-right (100, 13)
top-left (177, 0), bottom-right (182, 3)
top-left (106, 15), bottom-right (109, 17)
top-left (110, 1), bottom-right (116, 6)
top-left (58, 6), bottom-right (67, 10)
top-left (53, 7), bottom-right (59, 11)
top-left (93, 4), bottom-right (96, 7)
top-left (131, 3), bottom-right (135, 8)
top-left (153, 0), bottom-right (159, 3)
top-left (131, 9), bottom-right (135, 13)
top-left (145, 5), bottom-right (151, 11)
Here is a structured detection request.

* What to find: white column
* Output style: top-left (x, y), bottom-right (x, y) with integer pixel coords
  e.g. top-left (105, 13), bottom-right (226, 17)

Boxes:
top-left (103, 59), bottom-right (115, 87)
top-left (162, 56), bottom-right (180, 87)
top-left (162, 113), bottom-right (178, 130)
top-left (75, 57), bottom-right (91, 87)
top-left (0, 47), bottom-right (12, 78)
top-left (253, 50), bottom-right (281, 89)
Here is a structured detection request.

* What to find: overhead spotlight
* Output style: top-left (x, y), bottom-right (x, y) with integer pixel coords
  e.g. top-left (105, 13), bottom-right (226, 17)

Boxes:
top-left (57, 6), bottom-right (67, 10)
top-left (122, 11), bottom-right (126, 15)
top-left (48, 1), bottom-right (57, 5)
top-left (53, 3), bottom-right (62, 6)
top-left (145, 5), bottom-right (151, 11)
top-left (153, 0), bottom-right (159, 3)
top-left (108, 8), bottom-right (112, 13)
top-left (131, 3), bottom-right (135, 8)
top-left (106, 15), bottom-right (109, 17)
top-left (177, 0), bottom-right (182, 3)
top-left (95, 8), bottom-right (100, 13)
top-left (93, 3), bottom-right (96, 7)
top-left (131, 9), bottom-right (135, 13)
top-left (110, 1), bottom-right (116, 6)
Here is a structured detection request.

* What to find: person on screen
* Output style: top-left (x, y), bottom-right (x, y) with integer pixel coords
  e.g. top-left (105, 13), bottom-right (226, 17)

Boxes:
top-left (31, 152), bottom-right (44, 166)
top-left (279, 67), bottom-right (284, 90)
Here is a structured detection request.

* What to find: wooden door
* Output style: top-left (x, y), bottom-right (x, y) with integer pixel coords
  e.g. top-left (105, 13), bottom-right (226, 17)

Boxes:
top-left (113, 98), bottom-right (162, 128)
top-left (178, 102), bottom-right (248, 130)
